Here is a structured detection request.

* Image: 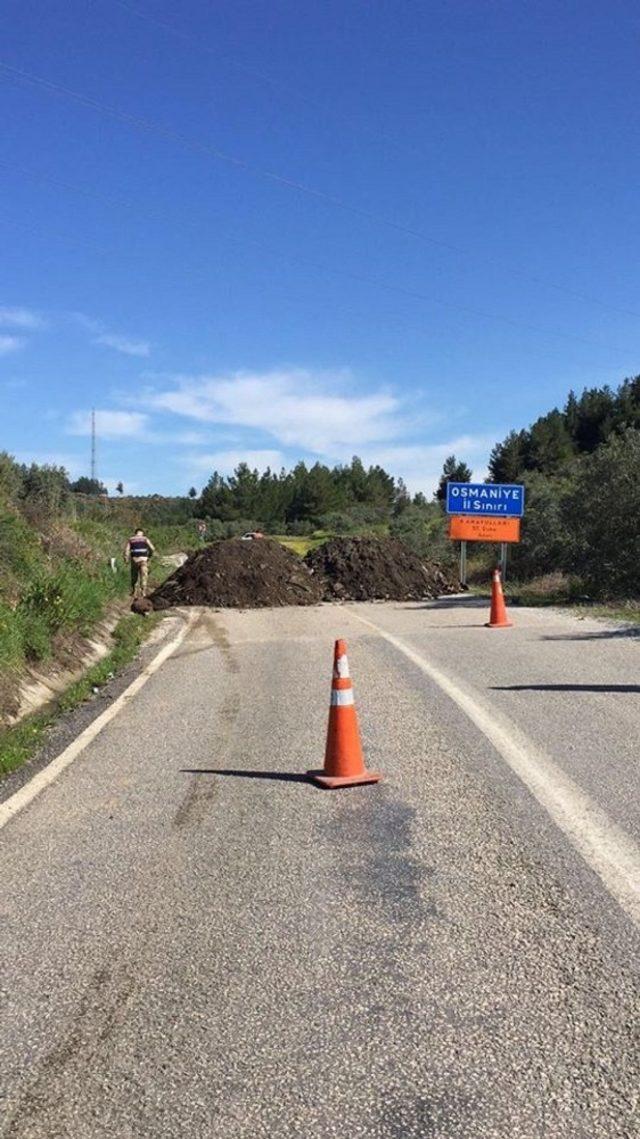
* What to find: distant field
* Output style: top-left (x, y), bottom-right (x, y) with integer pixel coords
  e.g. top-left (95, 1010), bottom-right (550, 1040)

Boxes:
top-left (272, 534), bottom-right (330, 557)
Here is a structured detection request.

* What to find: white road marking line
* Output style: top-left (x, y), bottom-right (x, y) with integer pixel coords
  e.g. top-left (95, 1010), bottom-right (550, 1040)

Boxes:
top-left (0, 610), bottom-right (199, 832)
top-left (350, 609), bottom-right (640, 926)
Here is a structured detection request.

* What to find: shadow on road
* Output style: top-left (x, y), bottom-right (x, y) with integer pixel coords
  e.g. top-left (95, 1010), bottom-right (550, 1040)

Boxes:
top-left (181, 768), bottom-right (317, 785)
top-left (418, 622), bottom-right (490, 629)
top-left (407, 596), bottom-right (487, 611)
top-left (492, 684), bottom-right (640, 693)
top-left (541, 628), bottom-right (640, 641)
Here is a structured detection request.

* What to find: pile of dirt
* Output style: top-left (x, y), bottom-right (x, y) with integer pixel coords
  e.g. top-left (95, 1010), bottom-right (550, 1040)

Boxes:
top-left (305, 536), bottom-right (460, 601)
top-left (131, 597), bottom-right (153, 615)
top-left (149, 538), bottom-right (323, 610)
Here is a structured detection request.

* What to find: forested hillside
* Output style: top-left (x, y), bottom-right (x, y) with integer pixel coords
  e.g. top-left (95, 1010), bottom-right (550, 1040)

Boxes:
top-left (488, 375), bottom-right (640, 596)
top-left (201, 457), bottom-right (402, 531)
top-left (489, 377), bottom-right (640, 480)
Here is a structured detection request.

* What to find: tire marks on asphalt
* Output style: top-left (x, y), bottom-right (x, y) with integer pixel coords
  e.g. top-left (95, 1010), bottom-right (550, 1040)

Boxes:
top-left (173, 613), bottom-right (240, 830)
top-left (350, 610), bottom-right (640, 927)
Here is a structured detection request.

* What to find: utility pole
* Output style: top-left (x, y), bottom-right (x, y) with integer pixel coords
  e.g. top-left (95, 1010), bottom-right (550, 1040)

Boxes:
top-left (90, 408), bottom-right (96, 485)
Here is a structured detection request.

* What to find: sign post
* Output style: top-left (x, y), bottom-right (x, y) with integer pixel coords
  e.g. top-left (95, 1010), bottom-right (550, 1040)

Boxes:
top-left (446, 482), bottom-right (525, 577)
top-left (460, 540), bottom-right (467, 586)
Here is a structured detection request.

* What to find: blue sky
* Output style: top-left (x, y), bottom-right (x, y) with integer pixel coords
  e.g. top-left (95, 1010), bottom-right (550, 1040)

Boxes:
top-left (1, 0), bottom-right (639, 495)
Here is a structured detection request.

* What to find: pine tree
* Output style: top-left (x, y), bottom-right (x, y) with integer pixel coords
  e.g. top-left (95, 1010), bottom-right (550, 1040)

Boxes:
top-left (488, 430), bottom-right (529, 481)
top-left (436, 455), bottom-right (472, 502)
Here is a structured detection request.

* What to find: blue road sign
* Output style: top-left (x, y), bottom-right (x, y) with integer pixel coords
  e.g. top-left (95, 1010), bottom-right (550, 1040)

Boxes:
top-left (446, 482), bottom-right (525, 517)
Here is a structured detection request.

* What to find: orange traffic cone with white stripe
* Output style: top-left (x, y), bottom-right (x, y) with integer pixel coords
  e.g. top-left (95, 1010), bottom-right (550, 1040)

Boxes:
top-left (486, 567), bottom-right (513, 628)
top-left (309, 639), bottom-right (382, 789)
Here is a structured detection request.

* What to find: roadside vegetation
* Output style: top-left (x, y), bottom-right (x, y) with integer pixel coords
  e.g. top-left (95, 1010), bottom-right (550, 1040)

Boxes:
top-left (0, 454), bottom-right (192, 722)
top-left (483, 376), bottom-right (640, 599)
top-left (3, 368), bottom-right (640, 734)
top-left (0, 612), bottom-right (158, 776)
top-left (198, 456), bottom-right (455, 564)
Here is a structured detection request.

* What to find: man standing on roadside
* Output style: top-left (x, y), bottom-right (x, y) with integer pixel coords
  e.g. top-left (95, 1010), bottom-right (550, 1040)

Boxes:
top-left (124, 528), bottom-right (156, 598)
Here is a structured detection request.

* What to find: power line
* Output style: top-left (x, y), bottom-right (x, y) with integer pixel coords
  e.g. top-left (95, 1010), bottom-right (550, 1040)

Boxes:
top-left (1, 56), bottom-right (639, 324)
top-left (0, 157), bottom-right (636, 363)
top-left (96, 4), bottom-right (640, 323)
top-left (108, 0), bottom-right (426, 161)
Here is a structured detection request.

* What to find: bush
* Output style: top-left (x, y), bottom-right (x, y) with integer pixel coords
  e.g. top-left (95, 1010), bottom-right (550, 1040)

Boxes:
top-left (0, 513), bottom-right (43, 601)
top-left (390, 503), bottom-right (453, 562)
top-left (0, 453), bottom-right (24, 506)
top-left (286, 519), bottom-right (316, 536)
top-left (20, 464), bottom-right (71, 518)
top-left (509, 471), bottom-right (576, 580)
top-left (16, 609), bottom-right (52, 662)
top-left (563, 428), bottom-right (640, 597)
top-left (0, 603), bottom-right (24, 670)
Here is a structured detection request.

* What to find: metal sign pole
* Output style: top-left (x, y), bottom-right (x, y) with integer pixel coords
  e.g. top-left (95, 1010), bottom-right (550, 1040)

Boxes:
top-left (459, 540), bottom-right (467, 586)
top-left (500, 542), bottom-right (508, 580)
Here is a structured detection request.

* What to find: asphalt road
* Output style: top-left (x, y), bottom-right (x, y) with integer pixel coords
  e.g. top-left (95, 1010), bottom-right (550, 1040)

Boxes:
top-left (1, 598), bottom-right (639, 1138)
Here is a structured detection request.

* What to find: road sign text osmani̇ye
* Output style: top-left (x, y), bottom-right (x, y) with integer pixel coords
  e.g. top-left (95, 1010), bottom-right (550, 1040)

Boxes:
top-left (446, 482), bottom-right (525, 518)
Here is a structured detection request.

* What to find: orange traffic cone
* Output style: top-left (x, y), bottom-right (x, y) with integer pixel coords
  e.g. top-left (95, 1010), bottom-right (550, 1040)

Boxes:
top-left (486, 567), bottom-right (513, 628)
top-left (309, 639), bottom-right (382, 789)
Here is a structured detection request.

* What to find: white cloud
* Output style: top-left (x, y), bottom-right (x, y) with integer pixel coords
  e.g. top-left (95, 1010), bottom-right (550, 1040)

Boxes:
top-left (0, 306), bottom-right (45, 329)
top-left (357, 435), bottom-right (495, 494)
top-left (188, 449), bottom-right (285, 473)
top-left (146, 368), bottom-right (405, 454)
top-left (101, 478), bottom-right (140, 494)
top-left (68, 410), bottom-right (149, 439)
top-left (182, 437), bottom-right (495, 495)
top-left (132, 366), bottom-right (496, 494)
top-left (172, 430), bottom-right (210, 445)
top-left (68, 312), bottom-right (102, 334)
top-left (95, 333), bottom-right (151, 358)
top-left (0, 335), bottom-right (25, 355)
top-left (68, 313), bottom-right (151, 358)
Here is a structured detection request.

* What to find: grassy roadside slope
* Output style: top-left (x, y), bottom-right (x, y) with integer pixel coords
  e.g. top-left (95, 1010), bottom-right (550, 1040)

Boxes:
top-left (0, 471), bottom-right (197, 725)
top-left (0, 612), bottom-right (160, 777)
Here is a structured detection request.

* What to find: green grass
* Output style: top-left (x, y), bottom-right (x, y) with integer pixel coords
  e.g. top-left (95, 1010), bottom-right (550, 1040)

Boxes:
top-left (0, 511), bottom-right (190, 675)
top-left (578, 601), bottom-right (640, 624)
top-left (273, 534), bottom-right (329, 556)
top-left (467, 570), bottom-right (581, 605)
top-left (469, 571), bottom-right (640, 625)
top-left (0, 612), bottom-right (160, 778)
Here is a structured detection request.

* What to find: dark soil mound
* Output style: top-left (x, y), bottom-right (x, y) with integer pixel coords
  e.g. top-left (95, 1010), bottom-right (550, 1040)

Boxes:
top-left (305, 536), bottom-right (460, 601)
top-left (149, 538), bottom-right (323, 610)
top-left (131, 597), bottom-right (153, 615)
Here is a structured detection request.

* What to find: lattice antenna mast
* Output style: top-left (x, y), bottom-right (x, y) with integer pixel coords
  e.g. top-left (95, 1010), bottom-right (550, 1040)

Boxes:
top-left (90, 408), bottom-right (97, 484)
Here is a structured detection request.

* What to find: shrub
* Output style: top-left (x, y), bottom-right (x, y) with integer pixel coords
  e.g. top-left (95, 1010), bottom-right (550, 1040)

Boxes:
top-left (509, 471), bottom-right (576, 580)
top-left (0, 453), bottom-right (24, 506)
top-left (563, 428), bottom-right (640, 597)
top-left (0, 603), bottom-right (24, 670)
top-left (0, 512), bottom-right (43, 601)
top-left (390, 502), bottom-right (453, 562)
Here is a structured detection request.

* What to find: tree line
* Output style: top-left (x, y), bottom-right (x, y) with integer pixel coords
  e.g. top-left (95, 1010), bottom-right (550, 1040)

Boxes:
top-left (0, 449), bottom-right (458, 564)
top-left (200, 457), bottom-right (406, 532)
top-left (485, 375), bottom-right (640, 596)
top-left (6, 368), bottom-right (640, 598)
top-left (488, 377), bottom-right (640, 481)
